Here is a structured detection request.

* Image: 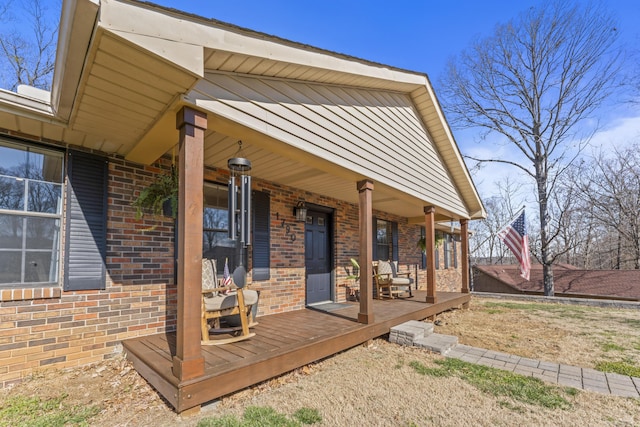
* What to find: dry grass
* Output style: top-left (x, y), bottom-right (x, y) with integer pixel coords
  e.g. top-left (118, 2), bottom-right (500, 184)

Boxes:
top-left (1, 296), bottom-right (639, 426)
top-left (436, 297), bottom-right (640, 370)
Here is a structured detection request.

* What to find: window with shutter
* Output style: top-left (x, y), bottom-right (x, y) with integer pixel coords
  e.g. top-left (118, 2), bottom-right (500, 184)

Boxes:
top-left (374, 218), bottom-right (397, 261)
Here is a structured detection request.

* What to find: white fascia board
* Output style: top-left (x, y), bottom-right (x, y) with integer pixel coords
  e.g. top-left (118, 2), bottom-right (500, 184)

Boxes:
top-left (412, 83), bottom-right (486, 219)
top-left (0, 88), bottom-right (52, 115)
top-left (51, 0), bottom-right (100, 121)
top-left (101, 0), bottom-right (426, 90)
top-left (107, 30), bottom-right (204, 78)
top-left (0, 88), bottom-right (67, 124)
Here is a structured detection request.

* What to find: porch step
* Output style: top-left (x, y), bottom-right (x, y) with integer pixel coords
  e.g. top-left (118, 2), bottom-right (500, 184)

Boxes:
top-left (389, 320), bottom-right (458, 355)
top-left (389, 320), bottom-right (434, 346)
top-left (413, 334), bottom-right (458, 355)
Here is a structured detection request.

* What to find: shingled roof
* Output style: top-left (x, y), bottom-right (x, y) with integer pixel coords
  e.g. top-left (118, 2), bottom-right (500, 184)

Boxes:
top-left (474, 264), bottom-right (640, 301)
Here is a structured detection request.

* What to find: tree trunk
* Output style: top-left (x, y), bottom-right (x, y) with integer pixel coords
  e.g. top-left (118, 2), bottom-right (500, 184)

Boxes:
top-left (616, 231), bottom-right (621, 269)
top-left (536, 152), bottom-right (554, 297)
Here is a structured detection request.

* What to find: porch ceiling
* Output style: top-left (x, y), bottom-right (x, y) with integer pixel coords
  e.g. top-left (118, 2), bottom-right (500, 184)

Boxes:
top-left (201, 123), bottom-right (430, 220)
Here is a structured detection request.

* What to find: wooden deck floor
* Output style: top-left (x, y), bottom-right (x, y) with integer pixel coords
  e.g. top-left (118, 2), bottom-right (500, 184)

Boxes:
top-left (123, 291), bottom-right (470, 413)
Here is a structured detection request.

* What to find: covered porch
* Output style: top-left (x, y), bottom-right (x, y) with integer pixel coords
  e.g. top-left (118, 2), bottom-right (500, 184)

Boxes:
top-left (123, 291), bottom-right (470, 413)
top-left (41, 0), bottom-right (486, 416)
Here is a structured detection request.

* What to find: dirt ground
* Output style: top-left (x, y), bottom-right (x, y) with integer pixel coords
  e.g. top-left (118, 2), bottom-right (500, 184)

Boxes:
top-left (2, 297), bottom-right (639, 426)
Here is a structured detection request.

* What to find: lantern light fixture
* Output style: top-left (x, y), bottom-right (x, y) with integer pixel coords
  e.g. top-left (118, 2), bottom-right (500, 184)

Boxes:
top-left (294, 200), bottom-right (307, 222)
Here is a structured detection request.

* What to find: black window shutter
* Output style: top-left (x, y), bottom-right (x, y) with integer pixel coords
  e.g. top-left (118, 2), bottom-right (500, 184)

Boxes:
top-left (372, 216), bottom-right (378, 261)
top-left (252, 190), bottom-right (270, 281)
top-left (453, 239), bottom-right (458, 268)
top-left (444, 234), bottom-right (450, 269)
top-left (391, 221), bottom-right (399, 262)
top-left (64, 151), bottom-right (108, 291)
top-left (420, 226), bottom-right (426, 269)
top-left (435, 232), bottom-right (440, 270)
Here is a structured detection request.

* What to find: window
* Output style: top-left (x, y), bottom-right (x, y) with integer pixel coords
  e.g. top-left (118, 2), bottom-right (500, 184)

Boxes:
top-left (202, 183), bottom-right (270, 280)
top-left (444, 232), bottom-right (457, 269)
top-left (202, 182), bottom-right (237, 273)
top-left (0, 140), bottom-right (63, 287)
top-left (376, 219), bottom-right (390, 261)
top-left (374, 218), bottom-right (398, 262)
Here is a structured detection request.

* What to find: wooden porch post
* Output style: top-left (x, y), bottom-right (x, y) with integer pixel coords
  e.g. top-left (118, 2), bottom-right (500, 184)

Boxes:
top-left (172, 107), bottom-right (206, 381)
top-left (460, 218), bottom-right (470, 309)
top-left (424, 206), bottom-right (437, 304)
top-left (460, 219), bottom-right (470, 294)
top-left (357, 180), bottom-right (374, 324)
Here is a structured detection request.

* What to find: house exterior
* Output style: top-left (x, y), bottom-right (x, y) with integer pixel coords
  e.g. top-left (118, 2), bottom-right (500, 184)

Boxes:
top-left (0, 0), bottom-right (485, 398)
top-left (473, 264), bottom-right (640, 301)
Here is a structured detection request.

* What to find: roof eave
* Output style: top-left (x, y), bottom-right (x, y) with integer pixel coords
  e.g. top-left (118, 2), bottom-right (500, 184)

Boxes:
top-left (50, 0), bottom-right (100, 121)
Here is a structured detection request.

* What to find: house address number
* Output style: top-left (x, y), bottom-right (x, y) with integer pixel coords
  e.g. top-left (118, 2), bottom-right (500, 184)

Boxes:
top-left (274, 212), bottom-right (296, 241)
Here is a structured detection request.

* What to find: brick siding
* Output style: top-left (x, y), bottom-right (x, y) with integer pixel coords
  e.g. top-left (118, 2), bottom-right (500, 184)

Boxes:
top-left (0, 129), bottom-right (464, 387)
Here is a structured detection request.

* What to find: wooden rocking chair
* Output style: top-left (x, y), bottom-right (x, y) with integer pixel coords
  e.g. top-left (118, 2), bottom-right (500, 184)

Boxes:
top-left (201, 258), bottom-right (258, 345)
top-left (373, 260), bottom-right (414, 299)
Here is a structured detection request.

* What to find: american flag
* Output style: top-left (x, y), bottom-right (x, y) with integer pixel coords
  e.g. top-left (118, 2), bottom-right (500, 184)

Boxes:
top-left (222, 258), bottom-right (232, 287)
top-left (497, 210), bottom-right (531, 281)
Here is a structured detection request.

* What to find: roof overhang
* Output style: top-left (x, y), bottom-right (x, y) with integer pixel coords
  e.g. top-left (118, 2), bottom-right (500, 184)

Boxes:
top-left (0, 0), bottom-right (485, 220)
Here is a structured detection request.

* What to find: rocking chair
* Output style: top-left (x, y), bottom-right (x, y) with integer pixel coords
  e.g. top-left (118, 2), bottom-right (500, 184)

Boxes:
top-left (201, 258), bottom-right (258, 345)
top-left (373, 260), bottom-right (414, 299)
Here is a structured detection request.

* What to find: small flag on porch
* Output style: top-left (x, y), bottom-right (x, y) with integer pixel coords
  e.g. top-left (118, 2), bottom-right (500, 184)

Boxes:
top-left (223, 258), bottom-right (232, 288)
top-left (497, 209), bottom-right (531, 281)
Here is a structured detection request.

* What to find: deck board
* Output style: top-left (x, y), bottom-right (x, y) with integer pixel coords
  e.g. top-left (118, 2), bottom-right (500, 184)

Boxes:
top-left (123, 291), bottom-right (469, 412)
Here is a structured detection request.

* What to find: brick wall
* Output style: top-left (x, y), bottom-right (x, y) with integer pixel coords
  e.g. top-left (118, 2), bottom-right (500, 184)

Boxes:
top-left (0, 130), bottom-right (465, 387)
top-left (0, 132), bottom-right (176, 388)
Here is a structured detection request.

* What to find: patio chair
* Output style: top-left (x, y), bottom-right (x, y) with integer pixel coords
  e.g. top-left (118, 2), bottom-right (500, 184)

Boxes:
top-left (201, 258), bottom-right (259, 345)
top-left (373, 260), bottom-right (413, 299)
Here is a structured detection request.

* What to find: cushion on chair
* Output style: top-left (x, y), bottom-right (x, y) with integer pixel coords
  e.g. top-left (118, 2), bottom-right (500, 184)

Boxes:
top-left (377, 260), bottom-right (393, 276)
top-left (390, 277), bottom-right (412, 285)
top-left (389, 260), bottom-right (412, 286)
top-left (204, 289), bottom-right (259, 312)
top-left (202, 258), bottom-right (218, 292)
top-left (390, 261), bottom-right (398, 277)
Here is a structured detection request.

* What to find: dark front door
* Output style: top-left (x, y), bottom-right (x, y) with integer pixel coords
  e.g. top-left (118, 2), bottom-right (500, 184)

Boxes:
top-left (305, 210), bottom-right (332, 304)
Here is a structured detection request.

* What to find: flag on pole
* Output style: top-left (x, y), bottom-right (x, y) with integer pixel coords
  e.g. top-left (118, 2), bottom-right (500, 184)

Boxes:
top-left (497, 209), bottom-right (531, 281)
top-left (223, 258), bottom-right (232, 288)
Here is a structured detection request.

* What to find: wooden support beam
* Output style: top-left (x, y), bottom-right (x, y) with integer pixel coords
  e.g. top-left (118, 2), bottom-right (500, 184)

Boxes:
top-left (424, 206), bottom-right (437, 304)
top-left (172, 107), bottom-right (206, 381)
top-left (460, 219), bottom-right (470, 294)
top-left (460, 219), bottom-right (470, 309)
top-left (357, 180), bottom-right (374, 324)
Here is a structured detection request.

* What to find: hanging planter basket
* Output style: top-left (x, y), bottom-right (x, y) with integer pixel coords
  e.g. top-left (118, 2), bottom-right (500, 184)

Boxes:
top-left (417, 234), bottom-right (445, 253)
top-left (132, 165), bottom-right (178, 220)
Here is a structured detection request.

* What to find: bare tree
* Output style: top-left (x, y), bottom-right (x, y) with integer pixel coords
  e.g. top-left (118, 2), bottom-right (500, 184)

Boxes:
top-left (470, 177), bottom-right (522, 264)
top-left (577, 145), bottom-right (640, 269)
top-left (547, 165), bottom-right (599, 268)
top-left (441, 1), bottom-right (622, 295)
top-left (0, 0), bottom-right (58, 91)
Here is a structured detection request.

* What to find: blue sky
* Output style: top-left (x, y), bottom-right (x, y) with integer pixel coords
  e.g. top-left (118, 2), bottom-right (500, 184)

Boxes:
top-left (151, 0), bottom-right (639, 79)
top-left (150, 0), bottom-right (640, 200)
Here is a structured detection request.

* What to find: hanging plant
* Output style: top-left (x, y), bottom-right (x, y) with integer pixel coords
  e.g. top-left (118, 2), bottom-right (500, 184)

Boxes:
top-left (417, 233), bottom-right (445, 253)
top-left (132, 165), bottom-right (178, 220)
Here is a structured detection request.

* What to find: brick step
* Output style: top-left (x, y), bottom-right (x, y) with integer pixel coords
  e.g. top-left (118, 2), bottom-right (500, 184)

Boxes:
top-left (389, 320), bottom-right (458, 355)
top-left (389, 320), bottom-right (434, 345)
top-left (413, 333), bottom-right (458, 355)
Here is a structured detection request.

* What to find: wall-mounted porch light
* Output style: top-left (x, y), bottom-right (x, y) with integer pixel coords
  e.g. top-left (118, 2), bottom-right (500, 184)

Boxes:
top-left (294, 200), bottom-right (307, 222)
